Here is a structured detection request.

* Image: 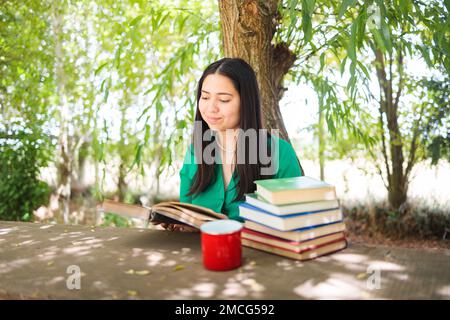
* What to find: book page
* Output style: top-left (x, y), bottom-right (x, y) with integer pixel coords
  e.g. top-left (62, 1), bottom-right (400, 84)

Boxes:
top-left (151, 206), bottom-right (211, 228)
top-left (152, 202), bottom-right (227, 220)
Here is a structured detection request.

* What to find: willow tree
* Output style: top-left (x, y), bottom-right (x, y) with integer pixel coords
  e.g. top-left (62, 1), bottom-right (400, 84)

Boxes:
top-left (51, 0), bottom-right (98, 223)
top-left (103, 0), bottom-right (448, 211)
top-left (216, 0), bottom-right (378, 159)
top-left (217, 0), bottom-right (448, 209)
top-left (100, 0), bottom-right (221, 199)
top-left (335, 0), bottom-right (449, 208)
top-left (0, 0), bottom-right (55, 221)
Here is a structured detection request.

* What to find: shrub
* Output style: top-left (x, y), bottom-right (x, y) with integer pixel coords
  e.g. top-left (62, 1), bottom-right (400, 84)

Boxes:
top-left (342, 199), bottom-right (450, 240)
top-left (0, 122), bottom-right (52, 221)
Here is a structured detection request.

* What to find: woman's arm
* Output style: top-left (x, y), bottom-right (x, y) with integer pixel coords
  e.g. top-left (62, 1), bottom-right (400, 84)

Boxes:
top-left (179, 145), bottom-right (194, 203)
top-left (152, 145), bottom-right (196, 232)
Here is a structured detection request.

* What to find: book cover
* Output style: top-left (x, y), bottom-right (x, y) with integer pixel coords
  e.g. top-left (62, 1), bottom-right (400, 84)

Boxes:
top-left (242, 237), bottom-right (348, 261)
top-left (242, 228), bottom-right (346, 253)
top-left (239, 202), bottom-right (343, 231)
top-left (244, 219), bottom-right (346, 242)
top-left (245, 193), bottom-right (340, 215)
top-left (254, 176), bottom-right (337, 205)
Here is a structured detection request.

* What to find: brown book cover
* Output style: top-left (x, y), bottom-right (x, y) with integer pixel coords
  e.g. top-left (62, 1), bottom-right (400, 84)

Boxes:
top-left (244, 219), bottom-right (346, 242)
top-left (242, 228), bottom-right (346, 253)
top-left (100, 199), bottom-right (228, 229)
top-left (242, 237), bottom-right (348, 261)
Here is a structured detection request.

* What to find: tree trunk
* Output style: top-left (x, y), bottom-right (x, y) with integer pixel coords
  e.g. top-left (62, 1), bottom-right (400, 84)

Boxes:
top-left (218, 0), bottom-right (296, 143)
top-left (118, 161), bottom-right (127, 202)
top-left (52, 2), bottom-right (71, 224)
top-left (117, 103), bottom-right (128, 202)
top-left (374, 48), bottom-right (408, 209)
top-left (386, 99), bottom-right (407, 208)
top-left (318, 107), bottom-right (325, 180)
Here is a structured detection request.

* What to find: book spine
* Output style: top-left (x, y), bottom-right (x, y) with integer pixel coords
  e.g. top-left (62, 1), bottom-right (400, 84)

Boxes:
top-left (242, 235), bottom-right (347, 254)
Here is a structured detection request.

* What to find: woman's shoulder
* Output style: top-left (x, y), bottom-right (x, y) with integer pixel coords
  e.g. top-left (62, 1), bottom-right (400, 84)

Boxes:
top-left (180, 143), bottom-right (197, 177)
top-left (269, 134), bottom-right (295, 152)
top-left (269, 134), bottom-right (302, 177)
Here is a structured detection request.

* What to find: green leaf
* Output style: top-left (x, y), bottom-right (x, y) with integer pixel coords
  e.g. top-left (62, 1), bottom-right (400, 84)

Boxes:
top-left (348, 18), bottom-right (358, 61)
top-left (356, 8), bottom-right (367, 48)
top-left (132, 144), bottom-right (143, 168)
top-left (326, 114), bottom-right (336, 137)
top-left (357, 61), bottom-right (370, 79)
top-left (94, 62), bottom-right (109, 77)
top-left (371, 28), bottom-right (386, 52)
top-left (444, 0), bottom-right (450, 12)
top-left (177, 15), bottom-right (189, 34)
top-left (289, 0), bottom-right (299, 23)
top-left (338, 0), bottom-right (356, 19)
top-left (319, 52), bottom-right (325, 72)
top-left (340, 56), bottom-right (347, 76)
top-left (419, 46), bottom-right (433, 66)
top-left (103, 78), bottom-right (111, 103)
top-left (129, 15), bottom-right (144, 27)
top-left (114, 42), bottom-right (123, 68)
top-left (144, 124), bottom-right (151, 142)
top-left (399, 0), bottom-right (410, 17)
top-left (301, 0), bottom-right (315, 43)
top-left (151, 10), bottom-right (161, 31)
top-left (176, 119), bottom-right (187, 130)
top-left (380, 20), bottom-right (392, 54)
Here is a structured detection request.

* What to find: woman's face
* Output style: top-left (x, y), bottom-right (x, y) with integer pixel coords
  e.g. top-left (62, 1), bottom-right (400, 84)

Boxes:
top-left (199, 73), bottom-right (240, 132)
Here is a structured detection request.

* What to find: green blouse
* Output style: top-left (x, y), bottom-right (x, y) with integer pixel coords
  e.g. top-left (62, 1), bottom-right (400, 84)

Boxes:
top-left (179, 135), bottom-right (303, 222)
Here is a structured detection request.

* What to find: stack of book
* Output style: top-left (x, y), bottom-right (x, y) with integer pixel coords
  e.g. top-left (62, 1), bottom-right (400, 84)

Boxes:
top-left (239, 176), bottom-right (347, 261)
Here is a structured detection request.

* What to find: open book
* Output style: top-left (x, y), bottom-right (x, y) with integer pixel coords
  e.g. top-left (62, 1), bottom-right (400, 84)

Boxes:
top-left (100, 199), bottom-right (228, 229)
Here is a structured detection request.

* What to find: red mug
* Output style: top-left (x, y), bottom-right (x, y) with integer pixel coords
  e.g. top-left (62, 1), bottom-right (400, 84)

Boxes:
top-left (200, 220), bottom-right (243, 271)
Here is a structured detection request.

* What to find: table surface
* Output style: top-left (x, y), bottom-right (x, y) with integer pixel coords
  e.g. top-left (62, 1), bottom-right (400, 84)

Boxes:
top-left (0, 221), bottom-right (449, 299)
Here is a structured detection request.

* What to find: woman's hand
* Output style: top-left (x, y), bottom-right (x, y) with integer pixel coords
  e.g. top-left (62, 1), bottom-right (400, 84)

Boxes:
top-left (152, 222), bottom-right (199, 233)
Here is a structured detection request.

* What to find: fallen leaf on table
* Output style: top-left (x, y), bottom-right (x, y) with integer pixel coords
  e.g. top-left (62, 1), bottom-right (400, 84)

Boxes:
top-left (125, 269), bottom-right (150, 276)
top-left (135, 270), bottom-right (150, 276)
top-left (356, 272), bottom-right (368, 280)
top-left (173, 265), bottom-right (185, 271)
top-left (127, 290), bottom-right (138, 297)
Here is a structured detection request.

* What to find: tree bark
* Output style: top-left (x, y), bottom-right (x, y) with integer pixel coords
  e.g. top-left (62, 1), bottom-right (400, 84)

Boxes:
top-left (118, 161), bottom-right (127, 202)
top-left (318, 107), bottom-right (325, 180)
top-left (52, 2), bottom-right (71, 224)
top-left (218, 0), bottom-right (296, 143)
top-left (374, 48), bottom-right (407, 209)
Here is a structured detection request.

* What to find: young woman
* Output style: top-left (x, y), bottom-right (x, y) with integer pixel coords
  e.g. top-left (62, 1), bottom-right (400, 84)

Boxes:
top-left (160, 58), bottom-right (303, 231)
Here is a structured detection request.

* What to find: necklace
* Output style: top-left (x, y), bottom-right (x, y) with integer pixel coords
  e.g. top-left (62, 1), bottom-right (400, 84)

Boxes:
top-left (216, 138), bottom-right (236, 154)
top-left (215, 131), bottom-right (238, 154)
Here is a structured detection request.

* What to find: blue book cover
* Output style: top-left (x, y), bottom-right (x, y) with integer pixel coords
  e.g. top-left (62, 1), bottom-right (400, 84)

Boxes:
top-left (238, 202), bottom-right (340, 219)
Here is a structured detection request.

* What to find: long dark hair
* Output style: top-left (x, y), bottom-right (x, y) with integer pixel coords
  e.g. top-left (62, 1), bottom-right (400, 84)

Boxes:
top-left (187, 57), bottom-right (274, 202)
